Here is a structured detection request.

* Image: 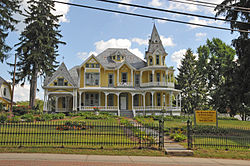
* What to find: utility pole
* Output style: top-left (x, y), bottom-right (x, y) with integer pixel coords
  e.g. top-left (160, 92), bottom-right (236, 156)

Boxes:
top-left (10, 54), bottom-right (17, 115)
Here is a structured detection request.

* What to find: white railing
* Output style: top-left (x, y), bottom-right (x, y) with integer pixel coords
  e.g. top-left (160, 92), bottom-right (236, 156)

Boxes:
top-left (56, 108), bottom-right (72, 112)
top-left (80, 106), bottom-right (118, 111)
top-left (140, 82), bottom-right (174, 88)
top-left (133, 106), bottom-right (181, 111)
top-left (117, 82), bottom-right (133, 87)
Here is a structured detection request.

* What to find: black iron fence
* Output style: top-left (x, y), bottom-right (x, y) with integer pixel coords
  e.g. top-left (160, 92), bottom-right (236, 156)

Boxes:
top-left (187, 120), bottom-right (250, 149)
top-left (0, 120), bottom-right (165, 149)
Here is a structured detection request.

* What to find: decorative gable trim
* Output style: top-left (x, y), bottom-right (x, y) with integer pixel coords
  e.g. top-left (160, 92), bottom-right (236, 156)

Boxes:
top-left (118, 60), bottom-right (136, 70)
top-left (80, 54), bottom-right (104, 69)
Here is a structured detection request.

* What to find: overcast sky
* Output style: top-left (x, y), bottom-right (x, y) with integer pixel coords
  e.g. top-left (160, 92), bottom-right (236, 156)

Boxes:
top-left (0, 0), bottom-right (239, 101)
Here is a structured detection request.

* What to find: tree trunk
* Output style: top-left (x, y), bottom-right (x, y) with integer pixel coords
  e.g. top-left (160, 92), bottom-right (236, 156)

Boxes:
top-left (29, 64), bottom-right (38, 109)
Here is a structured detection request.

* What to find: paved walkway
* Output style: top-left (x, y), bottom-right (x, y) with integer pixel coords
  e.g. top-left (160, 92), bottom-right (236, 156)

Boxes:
top-left (0, 153), bottom-right (249, 166)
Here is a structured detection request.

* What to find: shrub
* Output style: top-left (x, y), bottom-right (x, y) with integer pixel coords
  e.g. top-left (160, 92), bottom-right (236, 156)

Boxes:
top-left (218, 117), bottom-right (239, 120)
top-left (21, 113), bottom-right (34, 122)
top-left (7, 116), bottom-right (20, 123)
top-left (40, 113), bottom-right (53, 121)
top-left (0, 113), bottom-right (7, 123)
top-left (173, 133), bottom-right (187, 142)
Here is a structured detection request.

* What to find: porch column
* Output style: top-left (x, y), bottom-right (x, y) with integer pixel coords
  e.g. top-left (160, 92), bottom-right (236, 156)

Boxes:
top-left (170, 92), bottom-right (173, 108)
top-left (176, 94), bottom-right (179, 108)
top-left (117, 69), bottom-right (119, 85)
top-left (73, 89), bottom-right (77, 111)
top-left (79, 92), bottom-right (82, 110)
top-left (140, 71), bottom-right (143, 86)
top-left (131, 93), bottom-right (135, 111)
top-left (117, 93), bottom-right (120, 116)
top-left (151, 92), bottom-right (155, 107)
top-left (131, 69), bottom-right (133, 85)
top-left (143, 93), bottom-right (146, 109)
top-left (105, 92), bottom-right (108, 109)
top-left (55, 96), bottom-right (58, 112)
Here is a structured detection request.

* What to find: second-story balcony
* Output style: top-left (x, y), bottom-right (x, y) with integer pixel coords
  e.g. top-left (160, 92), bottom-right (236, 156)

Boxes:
top-left (141, 82), bottom-right (174, 88)
top-left (117, 82), bottom-right (133, 87)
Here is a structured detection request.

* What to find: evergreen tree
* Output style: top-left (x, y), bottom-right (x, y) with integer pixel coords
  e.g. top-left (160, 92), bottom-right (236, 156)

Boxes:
top-left (197, 38), bottom-right (236, 114)
top-left (176, 49), bottom-right (202, 115)
top-left (0, 0), bottom-right (20, 62)
top-left (13, 0), bottom-right (65, 108)
top-left (215, 0), bottom-right (250, 119)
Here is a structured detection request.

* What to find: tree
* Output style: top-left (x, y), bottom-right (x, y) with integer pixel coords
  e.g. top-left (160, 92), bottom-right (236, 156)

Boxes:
top-left (197, 38), bottom-right (236, 114)
top-left (215, 0), bottom-right (250, 119)
top-left (0, 0), bottom-right (20, 62)
top-left (13, 0), bottom-right (65, 108)
top-left (176, 49), bottom-right (202, 115)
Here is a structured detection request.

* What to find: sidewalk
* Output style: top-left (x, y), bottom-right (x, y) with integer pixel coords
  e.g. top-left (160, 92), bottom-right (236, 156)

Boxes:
top-left (0, 153), bottom-right (249, 166)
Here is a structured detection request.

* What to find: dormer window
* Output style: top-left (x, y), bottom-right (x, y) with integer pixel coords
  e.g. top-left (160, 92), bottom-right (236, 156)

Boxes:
top-left (91, 64), bottom-right (95, 68)
top-left (156, 55), bottom-right (159, 65)
top-left (86, 64), bottom-right (89, 68)
top-left (96, 64), bottom-right (99, 68)
top-left (117, 55), bottom-right (120, 61)
top-left (64, 82), bottom-right (68, 86)
top-left (58, 78), bottom-right (64, 86)
top-left (149, 57), bottom-right (153, 65)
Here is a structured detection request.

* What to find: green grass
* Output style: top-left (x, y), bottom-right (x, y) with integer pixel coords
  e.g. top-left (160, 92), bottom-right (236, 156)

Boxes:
top-left (193, 147), bottom-right (250, 160)
top-left (135, 116), bottom-right (250, 129)
top-left (0, 147), bottom-right (165, 156)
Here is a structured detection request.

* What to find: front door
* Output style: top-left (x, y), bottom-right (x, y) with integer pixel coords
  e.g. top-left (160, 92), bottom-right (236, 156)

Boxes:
top-left (120, 96), bottom-right (127, 110)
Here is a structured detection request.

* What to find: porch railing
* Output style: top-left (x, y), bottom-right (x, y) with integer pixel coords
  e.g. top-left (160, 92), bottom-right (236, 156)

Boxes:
top-left (133, 106), bottom-right (181, 111)
top-left (56, 108), bottom-right (72, 112)
top-left (140, 82), bottom-right (174, 88)
top-left (80, 106), bottom-right (118, 111)
top-left (117, 82), bottom-right (133, 87)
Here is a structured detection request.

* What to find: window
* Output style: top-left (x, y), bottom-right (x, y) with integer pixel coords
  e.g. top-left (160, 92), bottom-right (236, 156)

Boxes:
top-left (157, 73), bottom-right (160, 82)
top-left (64, 82), bottom-right (68, 86)
top-left (150, 74), bottom-right (153, 82)
top-left (54, 82), bottom-right (57, 86)
top-left (85, 73), bottom-right (99, 86)
top-left (156, 55), bottom-right (159, 65)
top-left (85, 93), bottom-right (99, 106)
top-left (108, 94), bottom-right (114, 106)
top-left (96, 64), bottom-right (99, 68)
top-left (86, 64), bottom-right (89, 68)
top-left (108, 74), bottom-right (113, 86)
top-left (134, 95), bottom-right (139, 106)
top-left (121, 72), bottom-right (127, 83)
top-left (117, 55), bottom-right (120, 60)
top-left (157, 93), bottom-right (161, 106)
top-left (58, 78), bottom-right (64, 86)
top-left (135, 74), bottom-right (140, 86)
top-left (149, 58), bottom-right (153, 65)
top-left (3, 88), bottom-right (6, 96)
top-left (113, 56), bottom-right (115, 60)
top-left (91, 64), bottom-right (95, 68)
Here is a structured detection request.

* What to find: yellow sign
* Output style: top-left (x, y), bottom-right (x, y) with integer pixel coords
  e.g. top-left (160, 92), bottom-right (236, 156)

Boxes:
top-left (195, 110), bottom-right (217, 123)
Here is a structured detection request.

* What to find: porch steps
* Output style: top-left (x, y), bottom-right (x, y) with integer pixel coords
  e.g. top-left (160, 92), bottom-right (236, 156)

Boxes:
top-left (120, 110), bottom-right (134, 118)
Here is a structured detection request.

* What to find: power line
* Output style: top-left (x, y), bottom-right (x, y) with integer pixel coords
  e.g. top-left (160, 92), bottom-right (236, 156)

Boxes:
top-left (183, 0), bottom-right (250, 11)
top-left (52, 0), bottom-right (250, 33)
top-left (96, 0), bottom-right (250, 25)
top-left (168, 0), bottom-right (250, 13)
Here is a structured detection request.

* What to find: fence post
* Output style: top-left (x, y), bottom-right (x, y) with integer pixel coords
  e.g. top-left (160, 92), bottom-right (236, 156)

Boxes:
top-left (187, 119), bottom-right (192, 150)
top-left (158, 118), bottom-right (164, 150)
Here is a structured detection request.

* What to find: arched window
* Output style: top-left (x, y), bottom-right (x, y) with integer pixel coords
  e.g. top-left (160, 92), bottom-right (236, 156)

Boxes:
top-left (156, 55), bottom-right (159, 65)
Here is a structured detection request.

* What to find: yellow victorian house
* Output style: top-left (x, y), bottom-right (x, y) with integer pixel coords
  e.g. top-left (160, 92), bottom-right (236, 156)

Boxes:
top-left (43, 25), bottom-right (181, 117)
top-left (0, 76), bottom-right (12, 110)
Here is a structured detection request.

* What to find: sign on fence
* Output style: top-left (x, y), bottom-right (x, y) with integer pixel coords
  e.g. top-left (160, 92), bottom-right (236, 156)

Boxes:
top-left (194, 110), bottom-right (218, 127)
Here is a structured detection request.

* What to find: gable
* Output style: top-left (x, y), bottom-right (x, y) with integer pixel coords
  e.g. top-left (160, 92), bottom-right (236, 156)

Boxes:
top-left (49, 76), bottom-right (73, 87)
